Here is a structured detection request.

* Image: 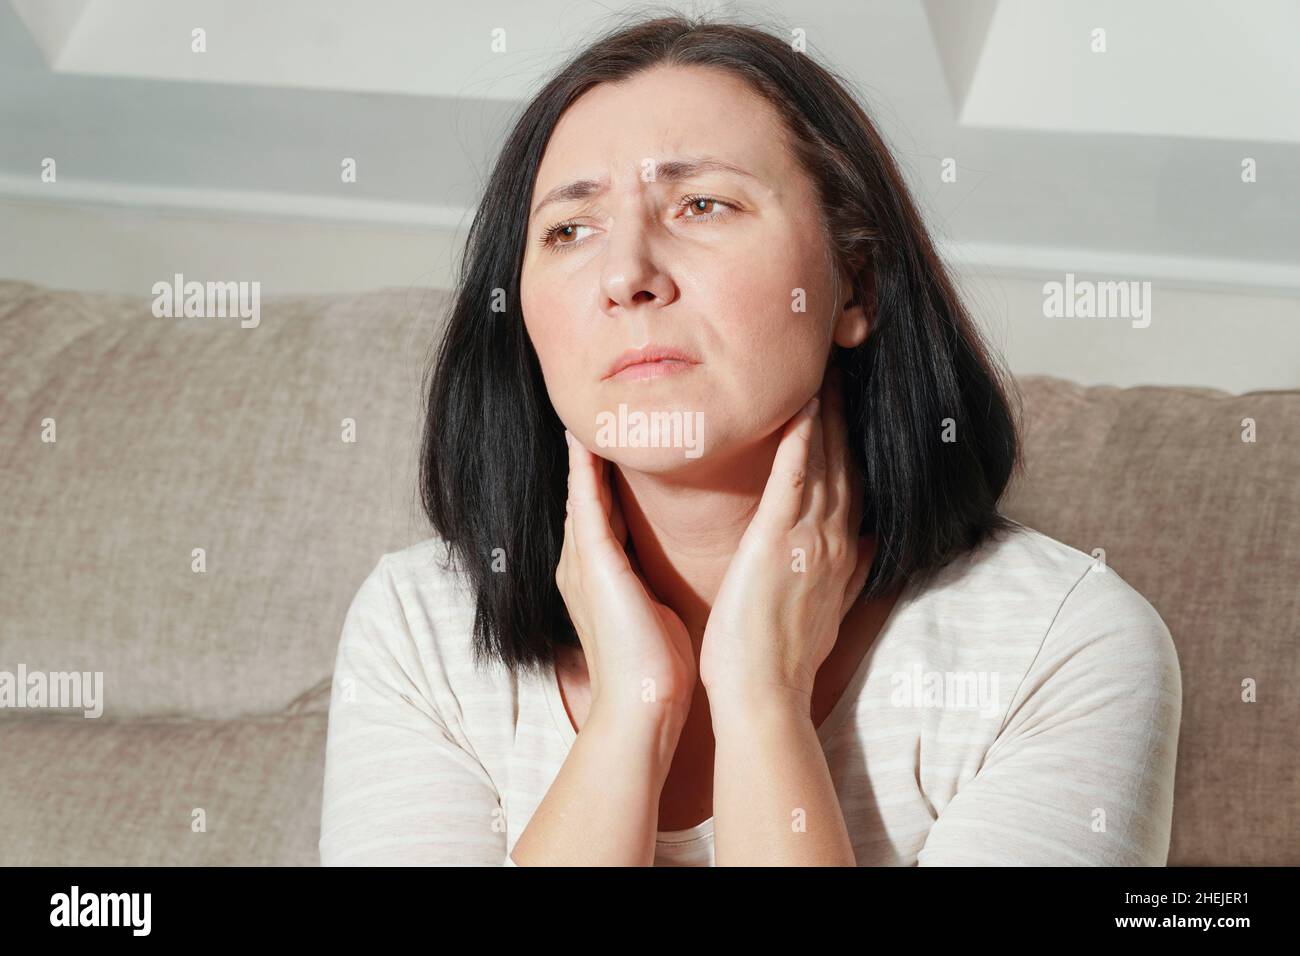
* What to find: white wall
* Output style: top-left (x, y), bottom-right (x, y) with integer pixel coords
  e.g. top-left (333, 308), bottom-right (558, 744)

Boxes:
top-left (3, 197), bottom-right (1296, 395)
top-left (952, 270), bottom-right (1299, 395)
top-left (3, 198), bottom-right (463, 297)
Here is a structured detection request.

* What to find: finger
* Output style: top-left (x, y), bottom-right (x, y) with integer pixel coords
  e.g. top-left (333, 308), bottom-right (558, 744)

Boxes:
top-left (566, 428), bottom-right (620, 557)
top-left (822, 367), bottom-right (850, 526)
top-left (846, 459), bottom-right (865, 541)
top-left (803, 386), bottom-right (828, 522)
top-left (592, 443), bottom-right (631, 553)
top-left (561, 462), bottom-right (581, 567)
top-left (557, 495), bottom-right (576, 596)
top-left (752, 396), bottom-right (819, 533)
top-left (800, 377), bottom-right (832, 522)
top-left (608, 469), bottom-right (629, 545)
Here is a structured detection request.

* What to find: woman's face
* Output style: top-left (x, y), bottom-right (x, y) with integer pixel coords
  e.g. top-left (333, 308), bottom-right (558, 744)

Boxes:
top-left (520, 64), bottom-right (867, 473)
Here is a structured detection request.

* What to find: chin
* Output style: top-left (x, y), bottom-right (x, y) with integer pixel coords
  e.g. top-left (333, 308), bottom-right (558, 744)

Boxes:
top-left (585, 400), bottom-right (710, 464)
top-left (594, 441), bottom-right (709, 474)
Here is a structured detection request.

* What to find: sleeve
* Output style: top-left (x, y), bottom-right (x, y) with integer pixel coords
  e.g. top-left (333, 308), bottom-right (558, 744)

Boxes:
top-left (916, 566), bottom-right (1183, 866)
top-left (318, 554), bottom-right (513, 866)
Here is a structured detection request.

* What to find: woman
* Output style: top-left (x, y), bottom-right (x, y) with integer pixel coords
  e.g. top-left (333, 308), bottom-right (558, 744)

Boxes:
top-left (319, 14), bottom-right (1181, 866)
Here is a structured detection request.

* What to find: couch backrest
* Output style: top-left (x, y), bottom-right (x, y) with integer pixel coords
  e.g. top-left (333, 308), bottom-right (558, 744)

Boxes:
top-left (0, 280), bottom-right (445, 719)
top-left (1002, 375), bottom-right (1299, 866)
top-left (3, 280), bottom-right (1295, 864)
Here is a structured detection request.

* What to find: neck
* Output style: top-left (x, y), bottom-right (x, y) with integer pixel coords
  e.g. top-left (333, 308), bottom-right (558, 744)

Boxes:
top-left (610, 430), bottom-right (783, 646)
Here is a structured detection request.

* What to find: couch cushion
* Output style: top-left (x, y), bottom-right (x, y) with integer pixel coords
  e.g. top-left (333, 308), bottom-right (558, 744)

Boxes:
top-left (0, 711), bottom-right (326, 865)
top-left (0, 281), bottom-right (444, 719)
top-left (1002, 375), bottom-right (1300, 865)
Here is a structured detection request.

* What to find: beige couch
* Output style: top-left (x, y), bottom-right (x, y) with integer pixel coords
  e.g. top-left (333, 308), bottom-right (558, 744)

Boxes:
top-left (1, 279), bottom-right (1295, 865)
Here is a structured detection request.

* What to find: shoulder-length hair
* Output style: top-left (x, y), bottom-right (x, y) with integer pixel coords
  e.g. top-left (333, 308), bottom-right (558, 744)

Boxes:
top-left (420, 11), bottom-right (1023, 676)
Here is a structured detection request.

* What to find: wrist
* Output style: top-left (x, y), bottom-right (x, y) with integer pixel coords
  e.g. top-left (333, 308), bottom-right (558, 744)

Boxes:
top-left (706, 683), bottom-right (813, 736)
top-left (586, 699), bottom-right (689, 770)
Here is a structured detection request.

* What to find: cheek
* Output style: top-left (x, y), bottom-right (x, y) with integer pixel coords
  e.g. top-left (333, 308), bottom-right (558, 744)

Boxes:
top-left (710, 249), bottom-right (832, 397)
top-left (521, 278), bottom-right (572, 371)
top-left (521, 280), bottom-right (592, 425)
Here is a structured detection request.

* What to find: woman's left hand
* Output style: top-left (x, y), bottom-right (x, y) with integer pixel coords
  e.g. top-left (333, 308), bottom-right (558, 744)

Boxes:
top-left (698, 367), bottom-right (875, 711)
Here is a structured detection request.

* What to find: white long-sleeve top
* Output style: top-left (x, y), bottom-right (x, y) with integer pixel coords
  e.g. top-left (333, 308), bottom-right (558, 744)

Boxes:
top-left (319, 520), bottom-right (1181, 866)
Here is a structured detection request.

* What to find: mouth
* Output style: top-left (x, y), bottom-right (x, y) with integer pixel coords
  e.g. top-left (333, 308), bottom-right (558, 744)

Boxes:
top-left (602, 345), bottom-right (701, 382)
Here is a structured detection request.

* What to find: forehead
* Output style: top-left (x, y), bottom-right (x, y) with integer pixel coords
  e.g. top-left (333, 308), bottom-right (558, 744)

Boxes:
top-left (531, 64), bottom-right (791, 196)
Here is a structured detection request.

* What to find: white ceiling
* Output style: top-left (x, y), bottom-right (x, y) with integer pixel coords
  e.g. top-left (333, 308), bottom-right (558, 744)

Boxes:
top-left (11, 0), bottom-right (572, 100)
top-left (945, 0), bottom-right (1300, 143)
top-left (3, 0), bottom-right (1298, 291)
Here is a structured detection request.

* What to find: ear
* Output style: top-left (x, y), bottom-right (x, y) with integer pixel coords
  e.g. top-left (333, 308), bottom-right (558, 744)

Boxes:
top-left (831, 263), bottom-right (872, 349)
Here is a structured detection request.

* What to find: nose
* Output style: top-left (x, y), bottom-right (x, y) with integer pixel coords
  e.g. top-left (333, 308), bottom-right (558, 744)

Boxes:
top-left (599, 209), bottom-right (678, 314)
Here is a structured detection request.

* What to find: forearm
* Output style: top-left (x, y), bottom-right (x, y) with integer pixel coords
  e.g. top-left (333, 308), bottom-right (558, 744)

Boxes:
top-left (710, 688), bottom-right (857, 866)
top-left (510, 707), bottom-right (684, 866)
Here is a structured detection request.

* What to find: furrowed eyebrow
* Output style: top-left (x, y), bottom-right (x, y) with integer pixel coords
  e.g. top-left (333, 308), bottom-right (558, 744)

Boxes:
top-left (529, 157), bottom-right (757, 220)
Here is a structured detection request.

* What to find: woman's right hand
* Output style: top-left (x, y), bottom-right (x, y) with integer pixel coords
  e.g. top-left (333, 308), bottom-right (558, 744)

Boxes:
top-left (556, 429), bottom-right (697, 728)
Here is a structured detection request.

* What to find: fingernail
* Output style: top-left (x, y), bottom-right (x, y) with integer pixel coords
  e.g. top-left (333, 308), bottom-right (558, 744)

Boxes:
top-left (564, 429), bottom-right (573, 447)
top-left (804, 396), bottom-right (820, 418)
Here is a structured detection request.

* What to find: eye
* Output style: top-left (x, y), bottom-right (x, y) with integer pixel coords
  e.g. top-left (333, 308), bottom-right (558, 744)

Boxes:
top-left (536, 194), bottom-right (738, 253)
top-left (679, 194), bottom-right (735, 220)
top-left (537, 221), bottom-right (595, 251)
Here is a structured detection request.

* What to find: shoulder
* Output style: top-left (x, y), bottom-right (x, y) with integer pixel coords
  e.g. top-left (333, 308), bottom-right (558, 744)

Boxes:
top-left (995, 520), bottom-right (1178, 685)
top-left (921, 518), bottom-right (1101, 601)
top-left (337, 537), bottom-right (500, 705)
top-left (1030, 551), bottom-right (1182, 709)
top-left (345, 537), bottom-right (476, 642)
top-left (909, 522), bottom-right (1182, 865)
top-left (901, 519), bottom-right (1179, 698)
top-left (974, 520), bottom-right (1179, 713)
top-left (898, 520), bottom-right (1091, 653)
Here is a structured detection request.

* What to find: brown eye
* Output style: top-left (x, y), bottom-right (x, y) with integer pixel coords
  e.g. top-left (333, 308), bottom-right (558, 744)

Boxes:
top-left (539, 221), bottom-right (594, 251)
top-left (680, 194), bottom-right (735, 220)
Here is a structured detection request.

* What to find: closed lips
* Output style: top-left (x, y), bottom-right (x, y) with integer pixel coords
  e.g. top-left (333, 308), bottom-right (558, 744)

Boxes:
top-left (603, 347), bottom-right (700, 379)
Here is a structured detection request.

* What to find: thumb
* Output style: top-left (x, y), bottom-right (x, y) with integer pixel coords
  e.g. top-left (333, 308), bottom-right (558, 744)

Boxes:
top-left (752, 396), bottom-right (820, 534)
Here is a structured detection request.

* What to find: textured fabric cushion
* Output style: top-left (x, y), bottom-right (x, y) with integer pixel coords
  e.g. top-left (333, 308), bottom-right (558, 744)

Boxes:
top-left (0, 281), bottom-right (445, 719)
top-left (0, 711), bottom-right (326, 865)
top-left (1002, 375), bottom-right (1300, 865)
